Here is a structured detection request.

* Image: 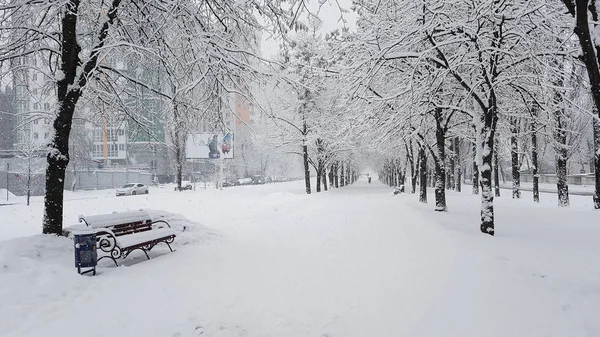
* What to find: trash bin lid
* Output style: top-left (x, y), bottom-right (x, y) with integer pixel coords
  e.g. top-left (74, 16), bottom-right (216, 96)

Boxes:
top-left (72, 228), bottom-right (96, 235)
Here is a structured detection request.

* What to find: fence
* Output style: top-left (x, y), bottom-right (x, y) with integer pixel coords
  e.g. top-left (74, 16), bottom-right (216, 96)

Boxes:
top-left (519, 173), bottom-right (595, 186)
top-left (1, 169), bottom-right (152, 196)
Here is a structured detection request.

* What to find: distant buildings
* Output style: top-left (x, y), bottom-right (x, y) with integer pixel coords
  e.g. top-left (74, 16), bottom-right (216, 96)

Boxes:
top-left (0, 86), bottom-right (15, 151)
top-left (4, 47), bottom-right (260, 184)
top-left (11, 56), bottom-right (54, 150)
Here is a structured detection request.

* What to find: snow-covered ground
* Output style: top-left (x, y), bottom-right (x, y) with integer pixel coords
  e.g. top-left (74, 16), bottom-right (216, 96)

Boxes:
top-left (0, 179), bottom-right (598, 337)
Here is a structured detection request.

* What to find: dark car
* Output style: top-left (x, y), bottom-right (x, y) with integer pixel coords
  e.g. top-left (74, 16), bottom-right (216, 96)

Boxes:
top-left (251, 175), bottom-right (265, 185)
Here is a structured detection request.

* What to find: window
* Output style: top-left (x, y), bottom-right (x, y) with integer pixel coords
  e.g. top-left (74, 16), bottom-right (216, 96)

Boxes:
top-left (44, 103), bottom-right (50, 110)
top-left (118, 129), bottom-right (125, 136)
top-left (44, 132), bottom-right (49, 139)
top-left (33, 119), bottom-right (39, 125)
top-left (33, 133), bottom-right (38, 139)
top-left (92, 144), bottom-right (103, 158)
top-left (44, 119), bottom-right (49, 124)
top-left (118, 144), bottom-right (124, 151)
top-left (33, 103), bottom-right (39, 109)
top-left (92, 129), bottom-right (104, 143)
top-left (106, 143), bottom-right (118, 157)
top-left (32, 89), bottom-right (38, 95)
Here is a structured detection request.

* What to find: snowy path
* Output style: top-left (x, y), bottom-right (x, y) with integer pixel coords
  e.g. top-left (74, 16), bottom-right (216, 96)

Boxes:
top-left (1, 180), bottom-right (598, 336)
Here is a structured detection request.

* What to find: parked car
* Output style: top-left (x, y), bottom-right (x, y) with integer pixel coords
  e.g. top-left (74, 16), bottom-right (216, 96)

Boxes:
top-left (252, 175), bottom-right (265, 185)
top-left (116, 183), bottom-right (149, 196)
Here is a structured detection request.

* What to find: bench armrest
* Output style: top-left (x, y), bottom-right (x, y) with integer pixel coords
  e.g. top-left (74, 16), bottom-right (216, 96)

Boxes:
top-left (78, 215), bottom-right (90, 227)
top-left (150, 219), bottom-right (171, 229)
top-left (94, 228), bottom-right (119, 254)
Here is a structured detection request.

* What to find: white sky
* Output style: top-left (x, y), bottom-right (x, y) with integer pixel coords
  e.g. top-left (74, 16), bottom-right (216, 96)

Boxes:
top-left (260, 0), bottom-right (358, 59)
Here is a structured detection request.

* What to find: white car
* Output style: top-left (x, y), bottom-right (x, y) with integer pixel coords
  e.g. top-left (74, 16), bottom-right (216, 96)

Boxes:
top-left (116, 183), bottom-right (149, 196)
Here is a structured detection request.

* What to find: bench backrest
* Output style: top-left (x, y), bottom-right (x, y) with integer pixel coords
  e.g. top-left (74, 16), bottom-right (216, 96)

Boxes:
top-left (79, 211), bottom-right (153, 236)
top-left (110, 221), bottom-right (153, 237)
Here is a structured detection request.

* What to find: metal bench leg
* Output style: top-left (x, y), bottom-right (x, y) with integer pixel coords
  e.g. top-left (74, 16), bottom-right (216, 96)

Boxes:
top-left (142, 249), bottom-right (150, 260)
top-left (123, 248), bottom-right (150, 260)
top-left (165, 241), bottom-right (174, 252)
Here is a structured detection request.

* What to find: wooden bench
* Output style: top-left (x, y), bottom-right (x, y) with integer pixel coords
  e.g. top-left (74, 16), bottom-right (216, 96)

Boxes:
top-left (77, 210), bottom-right (176, 266)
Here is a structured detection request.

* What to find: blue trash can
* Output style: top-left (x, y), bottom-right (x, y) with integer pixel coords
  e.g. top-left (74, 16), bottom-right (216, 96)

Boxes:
top-left (73, 230), bottom-right (97, 275)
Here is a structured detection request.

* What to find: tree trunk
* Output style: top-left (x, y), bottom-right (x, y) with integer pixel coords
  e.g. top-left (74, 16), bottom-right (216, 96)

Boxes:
top-left (408, 142), bottom-right (419, 194)
top-left (43, 0), bottom-right (122, 235)
top-left (340, 161), bottom-right (345, 187)
top-left (434, 110), bottom-right (447, 211)
top-left (510, 117), bottom-right (521, 199)
top-left (479, 105), bottom-right (498, 236)
top-left (26, 155), bottom-right (31, 206)
top-left (44, 7), bottom-right (80, 235)
top-left (334, 162), bottom-right (339, 188)
top-left (568, 2), bottom-right (600, 208)
top-left (322, 168), bottom-right (328, 191)
top-left (447, 139), bottom-right (454, 190)
top-left (411, 158), bottom-right (419, 194)
top-left (556, 129), bottom-right (569, 207)
top-left (593, 117), bottom-right (600, 208)
top-left (531, 110), bottom-right (540, 203)
top-left (396, 160), bottom-right (403, 187)
top-left (346, 161), bottom-right (351, 185)
top-left (493, 137), bottom-right (500, 197)
top-left (316, 165), bottom-right (322, 193)
top-left (419, 147), bottom-right (427, 203)
top-left (554, 98), bottom-right (570, 206)
top-left (303, 143), bottom-right (311, 194)
top-left (328, 165), bottom-right (334, 188)
top-left (173, 104), bottom-right (184, 191)
top-left (472, 142), bottom-right (479, 195)
top-left (454, 137), bottom-right (461, 192)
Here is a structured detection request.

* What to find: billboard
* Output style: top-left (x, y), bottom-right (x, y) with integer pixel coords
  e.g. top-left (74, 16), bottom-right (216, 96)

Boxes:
top-left (186, 133), bottom-right (234, 159)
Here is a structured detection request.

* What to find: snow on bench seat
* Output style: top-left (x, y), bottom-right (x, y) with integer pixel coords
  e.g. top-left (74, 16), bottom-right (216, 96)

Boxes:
top-left (115, 227), bottom-right (176, 249)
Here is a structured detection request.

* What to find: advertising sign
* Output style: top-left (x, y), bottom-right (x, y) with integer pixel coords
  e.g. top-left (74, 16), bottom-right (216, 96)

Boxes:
top-left (186, 133), bottom-right (234, 159)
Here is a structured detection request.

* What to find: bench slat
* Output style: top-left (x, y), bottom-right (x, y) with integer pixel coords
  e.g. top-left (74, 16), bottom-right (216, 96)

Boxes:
top-left (116, 228), bottom-right (176, 249)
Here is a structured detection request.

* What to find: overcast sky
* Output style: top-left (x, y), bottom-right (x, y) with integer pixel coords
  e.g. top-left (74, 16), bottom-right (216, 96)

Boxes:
top-left (260, 0), bottom-right (358, 59)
